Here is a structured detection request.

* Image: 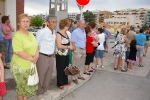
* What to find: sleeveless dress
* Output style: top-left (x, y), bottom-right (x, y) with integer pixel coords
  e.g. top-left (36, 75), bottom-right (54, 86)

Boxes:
top-left (113, 34), bottom-right (126, 59)
top-left (56, 32), bottom-right (70, 56)
top-left (55, 32), bottom-right (70, 87)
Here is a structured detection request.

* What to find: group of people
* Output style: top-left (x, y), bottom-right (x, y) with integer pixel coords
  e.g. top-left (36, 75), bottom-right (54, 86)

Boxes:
top-left (113, 26), bottom-right (150, 72)
top-left (0, 13), bottom-right (149, 100)
top-left (0, 13), bottom-right (111, 100)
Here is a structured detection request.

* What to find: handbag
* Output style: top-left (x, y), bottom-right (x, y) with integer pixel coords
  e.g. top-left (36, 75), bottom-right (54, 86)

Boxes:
top-left (27, 63), bottom-right (39, 86)
top-left (64, 65), bottom-right (80, 76)
top-left (0, 68), bottom-right (6, 96)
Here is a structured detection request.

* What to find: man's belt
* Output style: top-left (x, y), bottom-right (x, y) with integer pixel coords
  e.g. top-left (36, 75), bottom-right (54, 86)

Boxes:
top-left (40, 53), bottom-right (53, 57)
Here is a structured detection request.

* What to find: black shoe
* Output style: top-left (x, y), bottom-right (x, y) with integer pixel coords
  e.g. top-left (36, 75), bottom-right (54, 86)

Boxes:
top-left (84, 72), bottom-right (91, 75)
top-left (114, 68), bottom-right (118, 70)
top-left (138, 64), bottom-right (144, 67)
top-left (4, 65), bottom-right (10, 69)
top-left (121, 69), bottom-right (127, 72)
top-left (88, 70), bottom-right (93, 72)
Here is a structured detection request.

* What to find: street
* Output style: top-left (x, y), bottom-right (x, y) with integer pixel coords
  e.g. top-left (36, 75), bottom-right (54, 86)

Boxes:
top-left (61, 71), bottom-right (150, 100)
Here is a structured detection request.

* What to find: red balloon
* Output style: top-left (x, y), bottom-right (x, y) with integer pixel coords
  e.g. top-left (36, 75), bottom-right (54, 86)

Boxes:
top-left (76, 0), bottom-right (90, 6)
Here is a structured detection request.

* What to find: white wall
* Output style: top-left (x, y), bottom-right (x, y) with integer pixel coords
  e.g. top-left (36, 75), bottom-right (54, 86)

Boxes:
top-left (5, 0), bottom-right (16, 31)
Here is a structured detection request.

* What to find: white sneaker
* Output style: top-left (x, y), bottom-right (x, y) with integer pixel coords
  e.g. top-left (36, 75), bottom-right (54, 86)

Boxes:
top-left (101, 65), bottom-right (104, 68)
top-left (96, 65), bottom-right (99, 68)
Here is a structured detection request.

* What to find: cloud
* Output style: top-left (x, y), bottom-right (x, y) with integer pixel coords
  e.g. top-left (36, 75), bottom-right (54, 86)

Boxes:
top-left (25, 0), bottom-right (150, 15)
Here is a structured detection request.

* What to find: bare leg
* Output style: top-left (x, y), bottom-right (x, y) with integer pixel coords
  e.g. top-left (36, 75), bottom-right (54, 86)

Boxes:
top-left (128, 62), bottom-right (131, 70)
top-left (144, 46), bottom-right (148, 56)
top-left (1, 52), bottom-right (6, 66)
top-left (121, 59), bottom-right (125, 70)
top-left (88, 63), bottom-right (93, 71)
top-left (130, 63), bottom-right (133, 70)
top-left (0, 96), bottom-right (2, 100)
top-left (23, 96), bottom-right (27, 100)
top-left (101, 58), bottom-right (104, 66)
top-left (84, 65), bottom-right (89, 73)
top-left (114, 57), bottom-right (119, 68)
top-left (96, 58), bottom-right (99, 65)
top-left (139, 56), bottom-right (143, 65)
top-left (17, 96), bottom-right (23, 100)
top-left (118, 57), bottom-right (122, 68)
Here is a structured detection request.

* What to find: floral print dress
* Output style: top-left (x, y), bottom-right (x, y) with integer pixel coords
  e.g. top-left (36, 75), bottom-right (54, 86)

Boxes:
top-left (113, 34), bottom-right (126, 59)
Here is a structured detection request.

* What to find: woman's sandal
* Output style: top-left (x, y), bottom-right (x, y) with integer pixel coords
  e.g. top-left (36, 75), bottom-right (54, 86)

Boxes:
top-left (114, 68), bottom-right (118, 70)
top-left (66, 83), bottom-right (71, 86)
top-left (91, 67), bottom-right (96, 71)
top-left (59, 86), bottom-right (64, 90)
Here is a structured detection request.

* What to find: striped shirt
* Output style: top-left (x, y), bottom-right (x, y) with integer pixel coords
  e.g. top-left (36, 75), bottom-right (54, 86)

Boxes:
top-left (36, 27), bottom-right (56, 55)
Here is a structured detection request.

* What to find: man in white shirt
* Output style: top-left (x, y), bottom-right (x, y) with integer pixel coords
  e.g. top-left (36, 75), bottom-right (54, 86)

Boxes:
top-left (36, 15), bottom-right (57, 95)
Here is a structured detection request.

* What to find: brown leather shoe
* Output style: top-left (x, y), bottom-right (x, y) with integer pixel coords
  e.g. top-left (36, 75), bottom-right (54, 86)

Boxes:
top-left (73, 79), bottom-right (78, 84)
top-left (78, 77), bottom-right (85, 80)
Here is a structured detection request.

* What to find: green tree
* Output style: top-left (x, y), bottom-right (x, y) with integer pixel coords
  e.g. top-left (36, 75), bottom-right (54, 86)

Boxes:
top-left (30, 16), bottom-right (43, 27)
top-left (83, 10), bottom-right (96, 22)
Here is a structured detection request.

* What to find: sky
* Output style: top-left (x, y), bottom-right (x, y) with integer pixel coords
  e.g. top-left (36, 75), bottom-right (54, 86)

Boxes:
top-left (25, 0), bottom-right (150, 15)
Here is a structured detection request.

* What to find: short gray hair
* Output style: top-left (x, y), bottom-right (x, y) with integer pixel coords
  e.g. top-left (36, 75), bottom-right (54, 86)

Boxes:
top-left (46, 14), bottom-right (57, 22)
top-left (130, 25), bottom-right (135, 30)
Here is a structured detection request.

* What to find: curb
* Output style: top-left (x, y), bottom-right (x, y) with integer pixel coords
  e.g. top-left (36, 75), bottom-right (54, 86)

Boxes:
top-left (29, 72), bottom-right (94, 100)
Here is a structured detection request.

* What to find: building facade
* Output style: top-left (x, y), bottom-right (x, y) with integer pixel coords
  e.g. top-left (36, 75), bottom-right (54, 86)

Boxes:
top-left (99, 11), bottom-right (113, 23)
top-left (104, 15), bottom-right (142, 27)
top-left (68, 12), bottom-right (84, 21)
top-left (0, 0), bottom-right (24, 30)
top-left (112, 8), bottom-right (149, 26)
top-left (146, 10), bottom-right (150, 26)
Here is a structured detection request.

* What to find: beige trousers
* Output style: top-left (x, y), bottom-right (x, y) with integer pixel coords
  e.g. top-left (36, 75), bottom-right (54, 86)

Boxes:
top-left (36, 53), bottom-right (54, 95)
top-left (72, 48), bottom-right (86, 80)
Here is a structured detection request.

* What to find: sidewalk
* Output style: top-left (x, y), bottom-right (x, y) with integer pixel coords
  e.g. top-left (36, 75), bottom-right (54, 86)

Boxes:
top-left (3, 59), bottom-right (94, 100)
top-left (3, 40), bottom-right (150, 100)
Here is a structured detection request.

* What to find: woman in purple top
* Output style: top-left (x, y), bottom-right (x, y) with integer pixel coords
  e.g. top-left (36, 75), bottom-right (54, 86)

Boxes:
top-left (1, 16), bottom-right (15, 68)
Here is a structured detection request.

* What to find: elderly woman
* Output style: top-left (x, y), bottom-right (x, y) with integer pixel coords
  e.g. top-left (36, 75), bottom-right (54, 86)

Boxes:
top-left (1, 16), bottom-right (15, 68)
top-left (10, 14), bottom-right (38, 100)
top-left (113, 28), bottom-right (128, 72)
top-left (56, 18), bottom-right (73, 90)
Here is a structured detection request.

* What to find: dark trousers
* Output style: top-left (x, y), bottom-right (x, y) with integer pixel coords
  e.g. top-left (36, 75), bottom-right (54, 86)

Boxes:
top-left (126, 51), bottom-right (130, 67)
top-left (56, 54), bottom-right (69, 87)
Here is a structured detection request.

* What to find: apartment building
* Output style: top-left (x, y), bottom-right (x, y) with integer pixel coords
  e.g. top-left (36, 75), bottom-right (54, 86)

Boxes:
top-left (105, 8), bottom-right (149, 27)
top-left (68, 10), bottom-right (99, 22)
top-left (146, 10), bottom-right (150, 26)
top-left (104, 14), bottom-right (142, 27)
top-left (68, 13), bottom-right (78, 21)
top-left (99, 11), bottom-right (113, 23)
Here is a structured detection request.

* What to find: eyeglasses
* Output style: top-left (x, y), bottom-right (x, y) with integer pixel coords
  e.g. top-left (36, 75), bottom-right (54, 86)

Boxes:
top-left (20, 21), bottom-right (30, 23)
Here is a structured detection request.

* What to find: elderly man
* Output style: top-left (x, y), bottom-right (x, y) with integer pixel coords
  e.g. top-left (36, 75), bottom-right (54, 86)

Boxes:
top-left (36, 15), bottom-right (57, 95)
top-left (126, 26), bottom-right (136, 65)
top-left (71, 20), bottom-right (86, 84)
top-left (135, 29), bottom-right (146, 67)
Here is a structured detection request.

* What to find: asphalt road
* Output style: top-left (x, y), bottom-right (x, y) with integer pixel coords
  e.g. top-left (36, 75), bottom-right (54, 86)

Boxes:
top-left (61, 70), bottom-right (150, 100)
